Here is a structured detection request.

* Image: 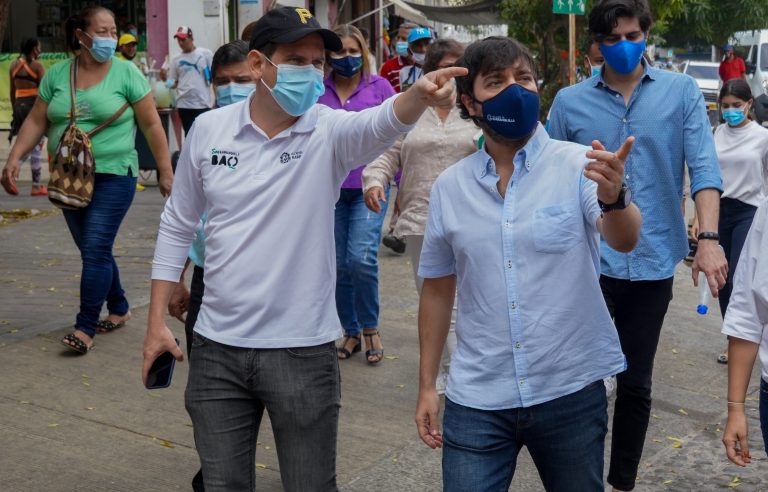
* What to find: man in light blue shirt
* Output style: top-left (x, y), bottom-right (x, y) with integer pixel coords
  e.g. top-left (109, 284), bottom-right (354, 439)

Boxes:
top-left (416, 36), bottom-right (642, 491)
top-left (548, 1), bottom-right (726, 490)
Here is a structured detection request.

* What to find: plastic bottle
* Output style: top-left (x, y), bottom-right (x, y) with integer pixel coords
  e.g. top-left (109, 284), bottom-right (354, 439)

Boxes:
top-left (696, 271), bottom-right (710, 315)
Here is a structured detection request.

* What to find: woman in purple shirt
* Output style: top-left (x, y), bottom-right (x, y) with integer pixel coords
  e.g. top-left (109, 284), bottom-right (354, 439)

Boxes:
top-left (318, 24), bottom-right (396, 364)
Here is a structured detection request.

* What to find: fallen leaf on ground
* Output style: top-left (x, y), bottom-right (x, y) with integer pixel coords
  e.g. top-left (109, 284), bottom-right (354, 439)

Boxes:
top-left (86, 407), bottom-right (95, 410)
top-left (384, 355), bottom-right (399, 360)
top-left (47, 287), bottom-right (56, 292)
top-left (652, 413), bottom-right (661, 419)
top-left (671, 349), bottom-right (678, 354)
top-left (155, 438), bottom-right (175, 448)
top-left (397, 384), bottom-right (405, 388)
top-left (653, 439), bottom-right (662, 443)
top-left (671, 442), bottom-right (683, 448)
top-left (48, 423), bottom-right (59, 427)
top-left (8, 329), bottom-right (18, 333)
top-left (663, 480), bottom-right (673, 485)
top-left (729, 476), bottom-right (742, 488)
top-left (666, 437), bottom-right (683, 442)
top-left (19, 400), bottom-right (29, 404)
top-left (82, 381), bottom-right (90, 387)
top-left (678, 408), bottom-right (688, 416)
top-left (265, 446), bottom-right (271, 450)
top-left (256, 463), bottom-right (267, 469)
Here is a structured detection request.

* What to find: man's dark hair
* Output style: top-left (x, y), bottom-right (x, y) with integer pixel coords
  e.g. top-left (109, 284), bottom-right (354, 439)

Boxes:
top-left (455, 36), bottom-right (536, 121)
top-left (422, 38), bottom-right (464, 74)
top-left (211, 40), bottom-right (250, 79)
top-left (719, 79), bottom-right (753, 103)
top-left (588, 0), bottom-right (653, 41)
top-left (20, 38), bottom-right (39, 60)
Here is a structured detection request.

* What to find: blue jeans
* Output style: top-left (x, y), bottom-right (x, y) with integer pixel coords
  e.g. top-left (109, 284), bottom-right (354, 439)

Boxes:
top-left (718, 197), bottom-right (757, 317)
top-left (62, 173), bottom-right (136, 338)
top-left (334, 187), bottom-right (388, 335)
top-left (443, 381), bottom-right (608, 492)
top-left (761, 379), bottom-right (768, 455)
top-left (185, 334), bottom-right (340, 492)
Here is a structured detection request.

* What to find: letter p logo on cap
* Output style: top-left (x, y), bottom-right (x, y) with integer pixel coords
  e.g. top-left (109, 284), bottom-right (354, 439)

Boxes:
top-left (295, 8), bottom-right (313, 23)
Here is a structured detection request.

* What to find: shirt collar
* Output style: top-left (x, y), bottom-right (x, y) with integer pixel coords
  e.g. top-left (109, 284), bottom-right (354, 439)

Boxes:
top-left (476, 123), bottom-right (549, 179)
top-left (233, 90), bottom-right (318, 139)
top-left (592, 58), bottom-right (656, 88)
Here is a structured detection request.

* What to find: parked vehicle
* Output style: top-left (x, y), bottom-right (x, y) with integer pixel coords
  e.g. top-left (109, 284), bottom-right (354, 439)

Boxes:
top-left (682, 60), bottom-right (721, 127)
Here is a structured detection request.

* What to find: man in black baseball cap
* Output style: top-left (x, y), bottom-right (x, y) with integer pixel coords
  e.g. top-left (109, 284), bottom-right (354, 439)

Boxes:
top-left (143, 5), bottom-right (468, 491)
top-left (248, 6), bottom-right (342, 52)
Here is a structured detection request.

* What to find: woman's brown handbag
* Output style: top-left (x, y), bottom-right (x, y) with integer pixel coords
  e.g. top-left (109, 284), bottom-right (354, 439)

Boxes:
top-left (48, 59), bottom-right (129, 209)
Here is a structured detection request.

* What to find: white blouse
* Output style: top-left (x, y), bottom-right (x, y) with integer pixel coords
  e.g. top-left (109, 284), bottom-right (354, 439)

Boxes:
top-left (362, 106), bottom-right (478, 236)
top-left (714, 121), bottom-right (768, 207)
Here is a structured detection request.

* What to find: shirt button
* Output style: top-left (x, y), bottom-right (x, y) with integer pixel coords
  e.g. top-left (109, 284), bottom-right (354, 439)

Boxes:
top-left (505, 221), bottom-right (511, 228)
top-left (622, 118), bottom-right (627, 123)
top-left (519, 378), bottom-right (526, 386)
top-left (515, 342), bottom-right (521, 349)
top-left (506, 260), bottom-right (512, 268)
top-left (510, 302), bottom-right (517, 309)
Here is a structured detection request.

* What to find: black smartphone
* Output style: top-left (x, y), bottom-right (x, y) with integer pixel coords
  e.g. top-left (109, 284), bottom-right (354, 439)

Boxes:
top-left (145, 338), bottom-right (180, 389)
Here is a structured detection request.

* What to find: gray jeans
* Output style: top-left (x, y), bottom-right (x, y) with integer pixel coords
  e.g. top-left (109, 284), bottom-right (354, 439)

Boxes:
top-left (185, 333), bottom-right (341, 492)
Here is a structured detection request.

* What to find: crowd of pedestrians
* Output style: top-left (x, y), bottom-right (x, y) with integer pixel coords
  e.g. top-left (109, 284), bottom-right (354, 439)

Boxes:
top-left (0, 0), bottom-right (767, 491)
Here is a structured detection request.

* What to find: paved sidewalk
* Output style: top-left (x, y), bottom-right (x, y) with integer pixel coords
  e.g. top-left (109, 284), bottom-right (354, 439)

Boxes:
top-left (0, 186), bottom-right (766, 491)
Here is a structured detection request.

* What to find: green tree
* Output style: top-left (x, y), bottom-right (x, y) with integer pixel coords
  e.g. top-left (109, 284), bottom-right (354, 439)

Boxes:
top-left (663, 0), bottom-right (768, 48)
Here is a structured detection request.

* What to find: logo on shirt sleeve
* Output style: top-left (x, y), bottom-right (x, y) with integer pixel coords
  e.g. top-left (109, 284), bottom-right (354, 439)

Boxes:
top-left (211, 148), bottom-right (239, 170)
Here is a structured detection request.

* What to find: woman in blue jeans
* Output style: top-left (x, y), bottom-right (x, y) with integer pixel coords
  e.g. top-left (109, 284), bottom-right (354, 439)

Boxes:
top-left (317, 24), bottom-right (396, 363)
top-left (693, 79), bottom-right (768, 363)
top-left (1, 7), bottom-right (172, 354)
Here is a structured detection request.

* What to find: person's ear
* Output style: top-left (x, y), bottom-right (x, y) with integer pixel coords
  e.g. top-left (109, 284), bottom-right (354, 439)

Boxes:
top-left (460, 93), bottom-right (479, 117)
top-left (248, 50), bottom-right (268, 83)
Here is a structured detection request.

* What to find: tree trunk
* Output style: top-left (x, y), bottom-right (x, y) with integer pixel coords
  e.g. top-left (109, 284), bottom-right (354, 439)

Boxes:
top-left (0, 0), bottom-right (10, 52)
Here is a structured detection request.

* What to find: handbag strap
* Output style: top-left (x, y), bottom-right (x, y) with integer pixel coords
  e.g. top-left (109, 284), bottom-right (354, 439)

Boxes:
top-left (68, 58), bottom-right (131, 138)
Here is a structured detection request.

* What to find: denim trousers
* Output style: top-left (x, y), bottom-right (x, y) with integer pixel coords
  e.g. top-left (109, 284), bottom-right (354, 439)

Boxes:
top-left (334, 187), bottom-right (388, 335)
top-left (718, 197), bottom-right (758, 317)
top-left (601, 275), bottom-right (674, 491)
top-left (62, 173), bottom-right (136, 338)
top-left (442, 381), bottom-right (607, 492)
top-left (185, 334), bottom-right (341, 492)
top-left (761, 379), bottom-right (768, 455)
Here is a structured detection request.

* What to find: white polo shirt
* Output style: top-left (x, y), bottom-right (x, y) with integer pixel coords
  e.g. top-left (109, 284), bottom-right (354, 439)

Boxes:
top-left (722, 197), bottom-right (768, 382)
top-left (152, 92), bottom-right (411, 348)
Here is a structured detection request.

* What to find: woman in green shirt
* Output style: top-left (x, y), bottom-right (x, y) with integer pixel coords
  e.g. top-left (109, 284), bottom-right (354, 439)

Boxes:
top-left (1, 6), bottom-right (173, 354)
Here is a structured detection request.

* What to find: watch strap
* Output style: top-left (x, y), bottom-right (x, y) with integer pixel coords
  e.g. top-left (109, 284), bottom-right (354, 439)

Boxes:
top-left (697, 232), bottom-right (720, 241)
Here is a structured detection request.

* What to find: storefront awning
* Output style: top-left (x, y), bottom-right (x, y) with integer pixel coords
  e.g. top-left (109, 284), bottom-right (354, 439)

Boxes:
top-left (391, 0), bottom-right (430, 25)
top-left (403, 0), bottom-right (504, 26)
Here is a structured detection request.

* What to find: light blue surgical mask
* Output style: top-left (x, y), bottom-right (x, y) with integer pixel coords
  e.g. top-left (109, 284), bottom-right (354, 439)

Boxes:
top-left (84, 33), bottom-right (117, 63)
top-left (395, 41), bottom-right (409, 56)
top-left (262, 58), bottom-right (324, 117)
top-left (723, 108), bottom-right (747, 126)
top-left (216, 82), bottom-right (256, 107)
top-left (590, 64), bottom-right (603, 77)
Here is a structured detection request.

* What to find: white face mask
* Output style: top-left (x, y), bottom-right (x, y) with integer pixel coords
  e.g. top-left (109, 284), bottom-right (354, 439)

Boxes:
top-left (411, 52), bottom-right (426, 65)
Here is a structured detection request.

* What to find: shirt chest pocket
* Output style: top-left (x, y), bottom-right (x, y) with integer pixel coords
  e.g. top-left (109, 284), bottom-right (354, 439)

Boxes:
top-left (531, 205), bottom-right (582, 254)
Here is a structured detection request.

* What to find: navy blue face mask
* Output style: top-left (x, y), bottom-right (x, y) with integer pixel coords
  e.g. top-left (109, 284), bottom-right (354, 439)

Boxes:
top-left (330, 55), bottom-right (363, 78)
top-left (474, 83), bottom-right (540, 141)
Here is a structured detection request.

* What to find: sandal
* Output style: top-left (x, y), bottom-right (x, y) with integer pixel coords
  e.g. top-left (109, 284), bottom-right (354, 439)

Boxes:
top-left (337, 335), bottom-right (361, 360)
top-left (60, 333), bottom-right (92, 354)
top-left (363, 330), bottom-right (384, 364)
top-left (717, 353), bottom-right (728, 364)
top-left (96, 312), bottom-right (131, 333)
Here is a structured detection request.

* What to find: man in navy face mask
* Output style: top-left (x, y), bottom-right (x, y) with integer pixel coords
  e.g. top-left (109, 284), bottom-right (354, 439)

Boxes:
top-left (416, 36), bottom-right (641, 491)
top-left (548, 1), bottom-right (725, 491)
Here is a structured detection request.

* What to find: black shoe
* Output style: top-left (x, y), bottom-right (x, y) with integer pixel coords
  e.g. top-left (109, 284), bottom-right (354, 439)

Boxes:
top-left (382, 233), bottom-right (406, 254)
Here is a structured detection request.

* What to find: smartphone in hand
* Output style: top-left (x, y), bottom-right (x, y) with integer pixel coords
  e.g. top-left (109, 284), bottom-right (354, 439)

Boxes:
top-left (145, 338), bottom-right (181, 389)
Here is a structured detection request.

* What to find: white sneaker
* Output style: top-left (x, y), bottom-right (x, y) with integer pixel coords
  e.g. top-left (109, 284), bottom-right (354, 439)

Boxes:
top-left (604, 376), bottom-right (617, 398)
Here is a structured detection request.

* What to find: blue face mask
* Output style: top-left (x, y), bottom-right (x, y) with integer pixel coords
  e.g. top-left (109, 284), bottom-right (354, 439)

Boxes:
top-left (216, 82), bottom-right (256, 107)
top-left (84, 34), bottom-right (117, 63)
top-left (330, 55), bottom-right (363, 78)
top-left (723, 108), bottom-right (747, 126)
top-left (600, 38), bottom-right (646, 74)
top-left (262, 58), bottom-right (325, 117)
top-left (591, 64), bottom-right (603, 77)
top-left (395, 41), bottom-right (409, 57)
top-left (475, 83), bottom-right (540, 141)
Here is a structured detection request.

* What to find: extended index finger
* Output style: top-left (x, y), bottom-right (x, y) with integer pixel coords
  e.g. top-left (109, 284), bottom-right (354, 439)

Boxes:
top-left (435, 66), bottom-right (468, 84)
top-left (614, 136), bottom-right (636, 162)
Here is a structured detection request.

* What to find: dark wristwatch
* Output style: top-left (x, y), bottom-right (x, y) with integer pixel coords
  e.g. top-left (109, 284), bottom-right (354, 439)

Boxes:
top-left (598, 184), bottom-right (632, 213)
top-left (697, 232), bottom-right (720, 242)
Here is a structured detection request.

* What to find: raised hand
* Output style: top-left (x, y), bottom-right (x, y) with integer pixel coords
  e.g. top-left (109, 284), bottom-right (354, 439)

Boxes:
top-left (584, 136), bottom-right (635, 204)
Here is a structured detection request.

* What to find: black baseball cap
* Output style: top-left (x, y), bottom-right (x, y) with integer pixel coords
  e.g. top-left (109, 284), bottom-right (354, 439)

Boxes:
top-left (249, 7), bottom-right (342, 53)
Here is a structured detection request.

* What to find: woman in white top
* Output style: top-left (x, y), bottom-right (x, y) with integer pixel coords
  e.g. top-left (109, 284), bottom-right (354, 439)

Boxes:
top-left (693, 79), bottom-right (768, 363)
top-left (721, 197), bottom-right (768, 466)
top-left (362, 39), bottom-right (477, 392)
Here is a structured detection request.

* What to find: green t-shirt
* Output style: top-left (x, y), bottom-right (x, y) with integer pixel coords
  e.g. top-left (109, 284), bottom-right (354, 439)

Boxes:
top-left (39, 57), bottom-right (151, 176)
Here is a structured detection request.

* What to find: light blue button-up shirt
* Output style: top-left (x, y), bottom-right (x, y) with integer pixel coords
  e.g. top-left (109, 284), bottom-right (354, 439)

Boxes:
top-left (418, 124), bottom-right (626, 410)
top-left (548, 62), bottom-right (723, 280)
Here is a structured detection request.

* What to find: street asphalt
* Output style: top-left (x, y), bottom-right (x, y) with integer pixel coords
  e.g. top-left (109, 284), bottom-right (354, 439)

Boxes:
top-left (0, 151), bottom-right (766, 491)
